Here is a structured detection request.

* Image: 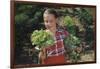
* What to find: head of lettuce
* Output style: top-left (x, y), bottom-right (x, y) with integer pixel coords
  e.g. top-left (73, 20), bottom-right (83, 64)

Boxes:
top-left (31, 29), bottom-right (55, 50)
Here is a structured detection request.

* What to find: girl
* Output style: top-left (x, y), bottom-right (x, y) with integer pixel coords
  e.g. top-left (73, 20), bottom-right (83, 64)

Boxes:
top-left (39, 9), bottom-right (69, 65)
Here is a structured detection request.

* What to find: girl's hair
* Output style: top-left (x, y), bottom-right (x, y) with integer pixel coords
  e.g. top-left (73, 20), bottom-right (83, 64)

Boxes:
top-left (44, 9), bottom-right (59, 18)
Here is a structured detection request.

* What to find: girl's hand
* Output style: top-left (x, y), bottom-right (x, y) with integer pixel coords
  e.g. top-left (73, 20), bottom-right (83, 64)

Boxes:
top-left (38, 48), bottom-right (46, 64)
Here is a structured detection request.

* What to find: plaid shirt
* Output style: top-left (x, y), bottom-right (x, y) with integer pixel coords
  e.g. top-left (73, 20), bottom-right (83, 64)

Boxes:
top-left (46, 29), bottom-right (69, 57)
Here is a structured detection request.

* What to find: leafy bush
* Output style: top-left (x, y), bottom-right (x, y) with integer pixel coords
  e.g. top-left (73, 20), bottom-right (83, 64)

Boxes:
top-left (64, 16), bottom-right (74, 26)
top-left (64, 34), bottom-right (81, 62)
top-left (64, 34), bottom-right (81, 48)
top-left (63, 16), bottom-right (76, 36)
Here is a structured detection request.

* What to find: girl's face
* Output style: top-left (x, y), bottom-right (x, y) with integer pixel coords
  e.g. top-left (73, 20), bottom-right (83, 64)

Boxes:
top-left (43, 13), bottom-right (57, 30)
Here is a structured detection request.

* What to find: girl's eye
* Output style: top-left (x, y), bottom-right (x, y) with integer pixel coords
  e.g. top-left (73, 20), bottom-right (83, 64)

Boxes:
top-left (44, 19), bottom-right (53, 24)
top-left (44, 20), bottom-right (48, 23)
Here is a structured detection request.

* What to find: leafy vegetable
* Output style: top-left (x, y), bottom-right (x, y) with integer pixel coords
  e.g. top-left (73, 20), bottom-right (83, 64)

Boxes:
top-left (31, 29), bottom-right (55, 49)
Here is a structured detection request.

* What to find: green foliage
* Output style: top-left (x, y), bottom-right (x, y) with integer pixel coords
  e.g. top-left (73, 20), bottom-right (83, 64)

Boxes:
top-left (77, 8), bottom-right (94, 43)
top-left (64, 34), bottom-right (81, 49)
top-left (63, 16), bottom-right (76, 36)
top-left (64, 16), bottom-right (74, 26)
top-left (15, 13), bottom-right (29, 24)
top-left (70, 50), bottom-right (80, 62)
top-left (31, 29), bottom-right (55, 49)
top-left (64, 34), bottom-right (81, 62)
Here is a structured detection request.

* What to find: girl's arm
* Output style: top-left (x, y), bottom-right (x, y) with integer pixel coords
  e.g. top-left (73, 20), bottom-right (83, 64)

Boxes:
top-left (38, 48), bottom-right (46, 64)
